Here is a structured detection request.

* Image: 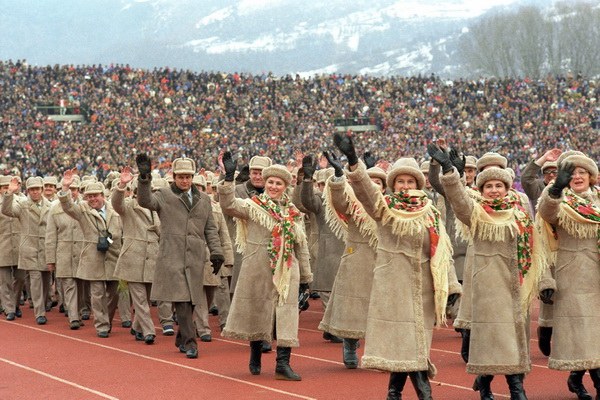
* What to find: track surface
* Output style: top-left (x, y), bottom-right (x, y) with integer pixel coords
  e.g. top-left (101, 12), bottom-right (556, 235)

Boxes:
top-left (0, 300), bottom-right (589, 399)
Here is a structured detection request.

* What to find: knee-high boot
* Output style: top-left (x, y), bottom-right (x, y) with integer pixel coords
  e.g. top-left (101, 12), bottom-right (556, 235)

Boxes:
top-left (342, 338), bottom-right (359, 369)
top-left (588, 368), bottom-right (600, 400)
top-left (275, 346), bottom-right (301, 381)
top-left (408, 370), bottom-right (433, 400)
top-left (567, 371), bottom-right (592, 400)
top-left (249, 341), bottom-right (262, 375)
top-left (505, 374), bottom-right (528, 400)
top-left (473, 375), bottom-right (495, 400)
top-left (537, 326), bottom-right (552, 357)
top-left (387, 372), bottom-right (408, 400)
top-left (461, 329), bottom-right (471, 363)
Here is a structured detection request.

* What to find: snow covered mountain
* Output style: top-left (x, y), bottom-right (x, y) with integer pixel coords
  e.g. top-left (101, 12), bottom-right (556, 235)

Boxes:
top-left (0, 0), bottom-right (545, 77)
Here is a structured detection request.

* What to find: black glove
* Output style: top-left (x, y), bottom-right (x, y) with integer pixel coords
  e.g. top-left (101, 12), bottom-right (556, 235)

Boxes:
top-left (235, 164), bottom-right (250, 183)
top-left (222, 151), bottom-right (237, 182)
top-left (427, 143), bottom-right (453, 174)
top-left (539, 289), bottom-right (554, 305)
top-left (299, 283), bottom-right (310, 293)
top-left (548, 162), bottom-right (575, 198)
top-left (333, 132), bottom-right (359, 166)
top-left (210, 254), bottom-right (225, 275)
top-left (136, 153), bottom-right (152, 179)
top-left (323, 151), bottom-right (344, 177)
top-left (447, 293), bottom-right (460, 307)
top-left (302, 155), bottom-right (317, 180)
top-left (449, 148), bottom-right (466, 177)
top-left (363, 151), bottom-right (377, 169)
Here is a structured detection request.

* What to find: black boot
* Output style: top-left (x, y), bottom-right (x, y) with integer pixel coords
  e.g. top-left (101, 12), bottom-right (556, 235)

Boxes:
top-left (249, 341), bottom-right (262, 375)
top-left (387, 372), bottom-right (408, 400)
top-left (461, 329), bottom-right (471, 363)
top-left (275, 347), bottom-right (301, 381)
top-left (588, 369), bottom-right (600, 400)
top-left (408, 370), bottom-right (432, 400)
top-left (537, 326), bottom-right (552, 357)
top-left (342, 338), bottom-right (359, 369)
top-left (261, 340), bottom-right (272, 353)
top-left (473, 375), bottom-right (495, 400)
top-left (567, 371), bottom-right (592, 400)
top-left (505, 374), bottom-right (528, 400)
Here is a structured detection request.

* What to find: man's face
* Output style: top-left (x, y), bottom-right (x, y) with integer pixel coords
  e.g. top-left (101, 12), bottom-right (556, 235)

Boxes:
top-left (0, 185), bottom-right (8, 195)
top-left (69, 187), bottom-right (79, 201)
top-left (464, 167), bottom-right (477, 185)
top-left (174, 174), bottom-right (193, 191)
top-left (249, 169), bottom-right (264, 188)
top-left (86, 192), bottom-right (105, 210)
top-left (28, 187), bottom-right (43, 202)
top-left (43, 184), bottom-right (57, 199)
top-left (542, 168), bottom-right (557, 185)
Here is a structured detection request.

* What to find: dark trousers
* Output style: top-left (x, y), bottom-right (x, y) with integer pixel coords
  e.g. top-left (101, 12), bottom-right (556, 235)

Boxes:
top-left (174, 302), bottom-right (197, 350)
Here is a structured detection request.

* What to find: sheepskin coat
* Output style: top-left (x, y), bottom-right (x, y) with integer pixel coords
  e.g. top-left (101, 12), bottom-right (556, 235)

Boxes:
top-left (45, 199), bottom-right (84, 278)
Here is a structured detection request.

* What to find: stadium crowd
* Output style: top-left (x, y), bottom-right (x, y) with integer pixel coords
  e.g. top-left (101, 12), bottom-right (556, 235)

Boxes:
top-left (1, 59), bottom-right (598, 181)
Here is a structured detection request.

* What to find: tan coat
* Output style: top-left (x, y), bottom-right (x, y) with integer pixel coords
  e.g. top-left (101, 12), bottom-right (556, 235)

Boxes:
top-left (318, 178), bottom-right (376, 339)
top-left (58, 192), bottom-right (122, 281)
top-left (203, 202), bottom-right (234, 286)
top-left (538, 188), bottom-right (600, 371)
top-left (292, 184), bottom-right (319, 275)
top-left (136, 178), bottom-right (223, 305)
top-left (441, 170), bottom-right (531, 375)
top-left (347, 163), bottom-right (461, 373)
top-left (299, 180), bottom-right (345, 291)
top-left (1, 193), bottom-right (51, 271)
top-left (45, 200), bottom-right (84, 278)
top-left (218, 181), bottom-right (312, 347)
top-left (111, 188), bottom-right (160, 283)
top-left (0, 196), bottom-right (20, 267)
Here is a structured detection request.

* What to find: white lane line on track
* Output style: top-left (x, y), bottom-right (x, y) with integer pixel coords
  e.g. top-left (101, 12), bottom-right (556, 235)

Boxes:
top-left (0, 321), bottom-right (316, 400)
top-left (0, 357), bottom-right (119, 400)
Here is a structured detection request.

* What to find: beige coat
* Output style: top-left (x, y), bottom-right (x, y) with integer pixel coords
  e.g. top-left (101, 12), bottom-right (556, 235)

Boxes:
top-left (0, 195), bottom-right (20, 267)
top-left (347, 163), bottom-right (460, 373)
top-left (45, 200), bottom-right (84, 278)
top-left (59, 192), bottom-right (122, 281)
top-left (218, 181), bottom-right (312, 347)
top-left (111, 188), bottom-right (160, 283)
top-left (441, 170), bottom-right (531, 375)
top-left (137, 178), bottom-right (223, 305)
top-left (299, 180), bottom-right (345, 291)
top-left (203, 202), bottom-right (234, 286)
top-left (292, 183), bottom-right (319, 273)
top-left (538, 188), bottom-right (600, 371)
top-left (318, 177), bottom-right (376, 339)
top-left (2, 194), bottom-right (51, 271)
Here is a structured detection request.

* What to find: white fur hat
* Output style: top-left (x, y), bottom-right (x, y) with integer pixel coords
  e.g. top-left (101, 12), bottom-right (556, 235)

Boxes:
top-left (476, 167), bottom-right (513, 190)
top-left (386, 158), bottom-right (425, 190)
top-left (262, 165), bottom-right (292, 186)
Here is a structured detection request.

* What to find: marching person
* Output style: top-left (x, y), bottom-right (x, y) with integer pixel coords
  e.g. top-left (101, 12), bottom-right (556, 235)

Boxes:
top-left (2, 176), bottom-right (52, 325)
top-left (136, 155), bottom-right (224, 359)
top-left (334, 134), bottom-right (460, 400)
top-left (536, 152), bottom-right (600, 400)
top-left (59, 171), bottom-right (123, 338)
top-left (218, 151), bottom-right (312, 381)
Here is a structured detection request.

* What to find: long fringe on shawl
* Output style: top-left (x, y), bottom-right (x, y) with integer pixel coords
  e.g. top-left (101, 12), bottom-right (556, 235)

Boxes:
top-left (376, 194), bottom-right (452, 327)
top-left (322, 180), bottom-right (378, 249)
top-left (234, 199), bottom-right (307, 305)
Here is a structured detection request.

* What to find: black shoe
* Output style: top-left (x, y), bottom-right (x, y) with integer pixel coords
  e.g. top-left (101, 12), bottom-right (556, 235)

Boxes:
top-left (6, 312), bottom-right (16, 321)
top-left (59, 304), bottom-right (65, 313)
top-left (200, 334), bottom-right (212, 342)
top-left (186, 348), bottom-right (198, 359)
top-left (97, 331), bottom-right (109, 338)
top-left (15, 308), bottom-right (22, 318)
top-left (342, 338), bottom-right (359, 369)
top-left (323, 332), bottom-right (343, 343)
top-left (309, 292), bottom-right (320, 299)
top-left (36, 316), bottom-right (47, 325)
top-left (144, 334), bottom-right (156, 345)
top-left (209, 305), bottom-right (219, 316)
top-left (133, 330), bottom-right (144, 341)
top-left (121, 321), bottom-right (132, 328)
top-left (567, 371), bottom-right (593, 400)
top-left (261, 340), bottom-right (272, 353)
top-left (81, 312), bottom-right (90, 320)
top-left (162, 325), bottom-right (175, 336)
top-left (69, 320), bottom-right (81, 330)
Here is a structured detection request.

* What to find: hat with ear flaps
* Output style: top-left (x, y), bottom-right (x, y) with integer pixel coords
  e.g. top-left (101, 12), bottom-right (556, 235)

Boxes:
top-left (249, 155), bottom-right (272, 171)
top-left (541, 161), bottom-right (558, 173)
top-left (465, 155), bottom-right (478, 169)
top-left (0, 175), bottom-right (12, 186)
top-left (84, 182), bottom-right (105, 195)
top-left (561, 153), bottom-right (598, 183)
top-left (192, 174), bottom-right (207, 187)
top-left (25, 177), bottom-right (44, 189)
top-left (476, 167), bottom-right (513, 190)
top-left (262, 164), bottom-right (292, 186)
top-left (172, 158), bottom-right (196, 175)
top-left (476, 152), bottom-right (507, 171)
top-left (556, 150), bottom-right (584, 168)
top-left (420, 161), bottom-right (430, 173)
top-left (386, 158), bottom-right (426, 190)
top-left (367, 166), bottom-right (387, 187)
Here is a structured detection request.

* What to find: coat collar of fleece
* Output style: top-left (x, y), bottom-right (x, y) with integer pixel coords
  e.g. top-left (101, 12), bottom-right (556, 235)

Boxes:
top-left (170, 183), bottom-right (200, 197)
top-left (244, 180), bottom-right (264, 196)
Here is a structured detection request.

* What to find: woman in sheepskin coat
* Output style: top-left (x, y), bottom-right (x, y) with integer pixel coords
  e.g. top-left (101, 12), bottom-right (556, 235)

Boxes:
top-left (218, 152), bottom-right (312, 381)
top-left (334, 134), bottom-right (460, 400)
top-left (537, 151), bottom-right (600, 400)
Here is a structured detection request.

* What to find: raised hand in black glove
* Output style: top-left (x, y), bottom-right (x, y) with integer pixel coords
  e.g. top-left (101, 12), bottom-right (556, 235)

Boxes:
top-left (302, 155), bottom-right (317, 180)
top-left (548, 162), bottom-right (575, 198)
top-left (447, 293), bottom-right (460, 307)
top-left (539, 289), bottom-right (554, 305)
top-left (236, 164), bottom-right (250, 183)
top-left (210, 254), bottom-right (225, 275)
top-left (449, 148), bottom-right (466, 177)
top-left (222, 151), bottom-right (237, 182)
top-left (363, 151), bottom-right (377, 169)
top-left (333, 132), bottom-right (359, 166)
top-left (136, 153), bottom-right (152, 179)
top-left (323, 151), bottom-right (344, 177)
top-left (427, 143), bottom-right (453, 174)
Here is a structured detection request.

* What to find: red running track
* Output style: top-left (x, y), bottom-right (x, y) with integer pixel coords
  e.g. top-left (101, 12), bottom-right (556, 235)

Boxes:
top-left (0, 299), bottom-right (590, 399)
